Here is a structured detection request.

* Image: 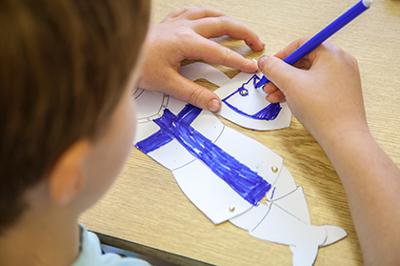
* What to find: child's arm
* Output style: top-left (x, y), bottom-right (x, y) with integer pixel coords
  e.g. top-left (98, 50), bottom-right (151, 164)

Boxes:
top-left (139, 7), bottom-right (264, 112)
top-left (258, 39), bottom-right (400, 266)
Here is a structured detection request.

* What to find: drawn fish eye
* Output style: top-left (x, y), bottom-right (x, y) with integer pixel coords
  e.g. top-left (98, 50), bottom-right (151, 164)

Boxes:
top-left (239, 87), bottom-right (249, 96)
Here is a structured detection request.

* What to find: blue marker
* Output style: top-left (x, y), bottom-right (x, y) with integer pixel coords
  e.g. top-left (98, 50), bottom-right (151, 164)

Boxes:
top-left (255, 0), bottom-right (372, 88)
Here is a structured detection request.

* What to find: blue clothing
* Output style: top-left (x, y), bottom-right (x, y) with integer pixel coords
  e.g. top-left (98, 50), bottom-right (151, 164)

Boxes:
top-left (72, 227), bottom-right (150, 266)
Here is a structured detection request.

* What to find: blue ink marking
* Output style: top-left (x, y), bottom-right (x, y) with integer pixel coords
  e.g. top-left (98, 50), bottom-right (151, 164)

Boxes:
top-left (255, 75), bottom-right (268, 89)
top-left (239, 88), bottom-right (249, 96)
top-left (136, 130), bottom-right (173, 154)
top-left (136, 104), bottom-right (271, 205)
top-left (222, 74), bottom-right (282, 120)
top-left (224, 101), bottom-right (282, 120)
top-left (136, 105), bottom-right (200, 153)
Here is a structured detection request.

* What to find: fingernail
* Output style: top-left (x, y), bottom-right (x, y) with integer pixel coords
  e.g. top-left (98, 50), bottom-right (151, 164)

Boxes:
top-left (258, 55), bottom-right (269, 70)
top-left (207, 99), bottom-right (221, 112)
top-left (258, 42), bottom-right (265, 51)
top-left (262, 85), bottom-right (267, 93)
top-left (246, 60), bottom-right (258, 72)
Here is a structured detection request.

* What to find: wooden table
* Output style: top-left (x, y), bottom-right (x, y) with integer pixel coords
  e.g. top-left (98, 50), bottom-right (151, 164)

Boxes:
top-left (80, 0), bottom-right (400, 265)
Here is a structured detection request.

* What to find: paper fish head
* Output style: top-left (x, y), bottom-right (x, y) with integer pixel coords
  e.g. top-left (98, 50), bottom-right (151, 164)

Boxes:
top-left (221, 74), bottom-right (281, 121)
top-left (180, 62), bottom-right (292, 130)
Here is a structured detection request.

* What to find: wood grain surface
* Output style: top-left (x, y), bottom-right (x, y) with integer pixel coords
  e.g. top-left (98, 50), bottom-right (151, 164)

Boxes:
top-left (80, 0), bottom-right (400, 265)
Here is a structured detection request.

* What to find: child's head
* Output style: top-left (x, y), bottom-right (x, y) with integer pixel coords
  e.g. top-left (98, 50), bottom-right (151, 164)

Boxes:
top-left (0, 1), bottom-right (150, 232)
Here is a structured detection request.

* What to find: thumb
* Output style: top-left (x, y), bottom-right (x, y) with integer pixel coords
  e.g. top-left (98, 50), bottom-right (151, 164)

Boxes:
top-left (167, 73), bottom-right (221, 112)
top-left (258, 55), bottom-right (303, 93)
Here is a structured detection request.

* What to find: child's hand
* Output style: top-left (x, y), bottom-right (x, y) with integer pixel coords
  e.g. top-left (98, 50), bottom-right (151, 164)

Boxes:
top-left (139, 7), bottom-right (264, 112)
top-left (258, 39), bottom-right (367, 146)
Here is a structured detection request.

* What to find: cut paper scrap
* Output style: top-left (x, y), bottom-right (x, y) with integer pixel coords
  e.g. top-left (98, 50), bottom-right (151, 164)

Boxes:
top-left (180, 62), bottom-right (292, 131)
top-left (133, 89), bottom-right (347, 266)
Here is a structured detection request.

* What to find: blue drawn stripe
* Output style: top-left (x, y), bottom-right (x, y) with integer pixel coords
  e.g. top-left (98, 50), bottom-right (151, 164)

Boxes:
top-left (222, 74), bottom-right (282, 121)
top-left (135, 105), bottom-right (202, 153)
top-left (223, 100), bottom-right (282, 121)
top-left (144, 105), bottom-right (271, 205)
top-left (255, 75), bottom-right (268, 88)
top-left (136, 130), bottom-right (174, 154)
top-left (176, 104), bottom-right (202, 124)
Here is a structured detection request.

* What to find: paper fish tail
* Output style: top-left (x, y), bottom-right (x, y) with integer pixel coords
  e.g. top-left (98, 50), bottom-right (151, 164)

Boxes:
top-left (289, 224), bottom-right (347, 265)
top-left (290, 243), bottom-right (318, 266)
top-left (319, 225), bottom-right (347, 247)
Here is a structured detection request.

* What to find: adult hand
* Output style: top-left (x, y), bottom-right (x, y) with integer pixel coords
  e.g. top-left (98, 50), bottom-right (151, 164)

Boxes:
top-left (258, 39), bottom-right (367, 146)
top-left (140, 7), bottom-right (264, 112)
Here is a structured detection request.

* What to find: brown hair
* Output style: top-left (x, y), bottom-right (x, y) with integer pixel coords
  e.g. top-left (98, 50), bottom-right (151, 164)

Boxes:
top-left (0, 0), bottom-right (150, 231)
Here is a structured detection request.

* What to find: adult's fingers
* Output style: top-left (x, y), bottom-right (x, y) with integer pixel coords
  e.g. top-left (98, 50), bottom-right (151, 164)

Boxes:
top-left (274, 38), bottom-right (338, 66)
top-left (258, 55), bottom-right (304, 93)
top-left (292, 58), bottom-right (312, 70)
top-left (266, 90), bottom-right (285, 103)
top-left (163, 7), bottom-right (188, 21)
top-left (179, 7), bottom-right (224, 20)
top-left (263, 83), bottom-right (279, 94)
top-left (186, 35), bottom-right (258, 73)
top-left (274, 37), bottom-right (320, 67)
top-left (263, 83), bottom-right (286, 102)
top-left (192, 16), bottom-right (264, 51)
top-left (274, 38), bottom-right (307, 59)
top-left (166, 72), bottom-right (221, 112)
